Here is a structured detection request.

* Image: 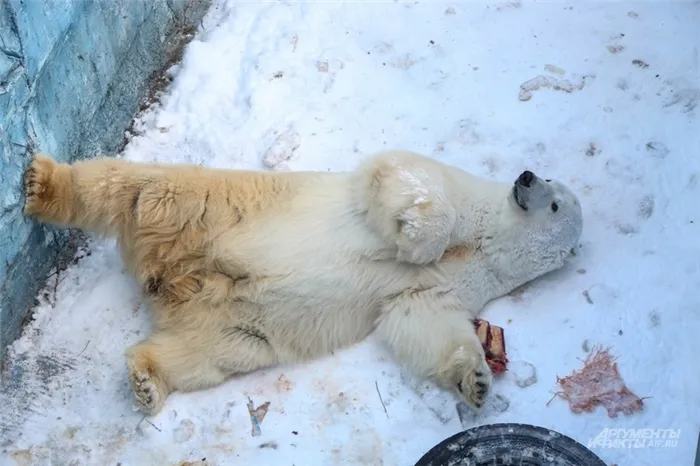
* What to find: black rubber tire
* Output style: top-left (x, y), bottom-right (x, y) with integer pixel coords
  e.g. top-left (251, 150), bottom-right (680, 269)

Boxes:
top-left (414, 423), bottom-right (607, 466)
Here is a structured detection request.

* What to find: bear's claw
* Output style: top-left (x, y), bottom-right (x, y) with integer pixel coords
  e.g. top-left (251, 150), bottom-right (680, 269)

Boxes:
top-left (23, 153), bottom-right (57, 216)
top-left (129, 368), bottom-right (164, 415)
top-left (126, 355), bottom-right (167, 416)
top-left (452, 344), bottom-right (493, 410)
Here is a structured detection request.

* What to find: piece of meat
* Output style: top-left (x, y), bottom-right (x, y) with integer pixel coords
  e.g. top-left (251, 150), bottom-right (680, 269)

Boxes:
top-left (473, 318), bottom-right (508, 375)
top-left (550, 346), bottom-right (645, 417)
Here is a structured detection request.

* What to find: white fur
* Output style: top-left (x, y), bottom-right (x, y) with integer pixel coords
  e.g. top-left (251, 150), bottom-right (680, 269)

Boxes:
top-left (24, 150), bottom-right (583, 415)
top-left (210, 150), bottom-right (582, 410)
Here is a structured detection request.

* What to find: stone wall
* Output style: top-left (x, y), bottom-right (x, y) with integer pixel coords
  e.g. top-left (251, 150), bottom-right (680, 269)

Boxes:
top-left (0, 0), bottom-right (210, 361)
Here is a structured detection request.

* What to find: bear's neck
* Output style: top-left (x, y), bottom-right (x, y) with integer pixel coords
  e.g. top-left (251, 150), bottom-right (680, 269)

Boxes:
top-left (445, 246), bottom-right (526, 313)
top-left (448, 181), bottom-right (511, 249)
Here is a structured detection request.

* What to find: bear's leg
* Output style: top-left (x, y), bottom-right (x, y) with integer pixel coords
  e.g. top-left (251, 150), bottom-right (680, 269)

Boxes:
top-left (24, 153), bottom-right (142, 233)
top-left (375, 288), bottom-right (492, 410)
top-left (23, 153), bottom-right (215, 237)
top-left (125, 322), bottom-right (278, 415)
top-left (355, 151), bottom-right (457, 264)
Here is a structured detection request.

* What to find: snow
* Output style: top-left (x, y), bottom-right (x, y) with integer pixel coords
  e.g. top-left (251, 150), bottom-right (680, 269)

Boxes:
top-left (2, 1), bottom-right (699, 465)
top-left (517, 74), bottom-right (594, 101)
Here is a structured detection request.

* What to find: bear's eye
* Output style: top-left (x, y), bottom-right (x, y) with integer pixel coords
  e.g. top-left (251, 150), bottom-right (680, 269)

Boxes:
top-left (551, 202), bottom-right (559, 212)
top-left (545, 179), bottom-right (552, 183)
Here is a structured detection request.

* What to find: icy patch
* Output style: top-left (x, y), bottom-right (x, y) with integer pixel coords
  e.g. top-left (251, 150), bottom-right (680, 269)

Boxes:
top-left (510, 360), bottom-right (537, 388)
top-left (400, 369), bottom-right (457, 424)
top-left (518, 75), bottom-right (595, 101)
top-left (456, 393), bottom-right (510, 428)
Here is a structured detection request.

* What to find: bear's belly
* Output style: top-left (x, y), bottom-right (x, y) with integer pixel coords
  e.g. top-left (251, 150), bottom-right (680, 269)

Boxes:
top-left (249, 254), bottom-right (419, 359)
top-left (206, 199), bottom-right (423, 357)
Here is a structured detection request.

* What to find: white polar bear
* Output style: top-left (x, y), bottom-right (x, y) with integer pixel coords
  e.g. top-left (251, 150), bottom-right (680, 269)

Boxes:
top-left (23, 149), bottom-right (583, 416)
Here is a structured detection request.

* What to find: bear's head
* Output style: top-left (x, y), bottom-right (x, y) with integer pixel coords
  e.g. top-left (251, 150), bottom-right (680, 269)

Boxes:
top-left (483, 170), bottom-right (583, 284)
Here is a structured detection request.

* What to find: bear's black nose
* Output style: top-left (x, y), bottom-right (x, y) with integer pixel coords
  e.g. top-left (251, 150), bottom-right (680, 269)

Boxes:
top-left (518, 170), bottom-right (535, 188)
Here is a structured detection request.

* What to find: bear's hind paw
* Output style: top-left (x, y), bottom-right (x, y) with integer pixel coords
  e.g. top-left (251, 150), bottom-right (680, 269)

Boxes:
top-left (23, 153), bottom-right (59, 216)
top-left (126, 352), bottom-right (168, 416)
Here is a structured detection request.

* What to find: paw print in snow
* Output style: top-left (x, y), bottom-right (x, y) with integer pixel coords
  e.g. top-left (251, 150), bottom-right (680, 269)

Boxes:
top-left (604, 158), bottom-right (643, 183)
top-left (637, 195), bottom-right (655, 219)
top-left (262, 128), bottom-right (300, 170)
top-left (663, 88), bottom-right (700, 113)
top-left (645, 141), bottom-right (669, 159)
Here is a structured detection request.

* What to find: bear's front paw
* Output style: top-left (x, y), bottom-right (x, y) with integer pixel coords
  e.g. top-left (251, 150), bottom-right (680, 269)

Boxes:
top-left (23, 153), bottom-right (59, 216)
top-left (457, 353), bottom-right (493, 410)
top-left (443, 343), bottom-right (493, 411)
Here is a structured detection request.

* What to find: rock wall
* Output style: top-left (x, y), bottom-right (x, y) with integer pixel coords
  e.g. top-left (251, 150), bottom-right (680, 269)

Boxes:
top-left (0, 0), bottom-right (210, 361)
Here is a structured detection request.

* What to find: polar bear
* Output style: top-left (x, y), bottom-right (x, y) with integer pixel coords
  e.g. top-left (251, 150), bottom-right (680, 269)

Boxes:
top-left (22, 149), bottom-right (582, 416)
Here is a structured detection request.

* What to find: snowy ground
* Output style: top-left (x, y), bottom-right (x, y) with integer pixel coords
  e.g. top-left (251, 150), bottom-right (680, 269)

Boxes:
top-left (2, 1), bottom-right (700, 465)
